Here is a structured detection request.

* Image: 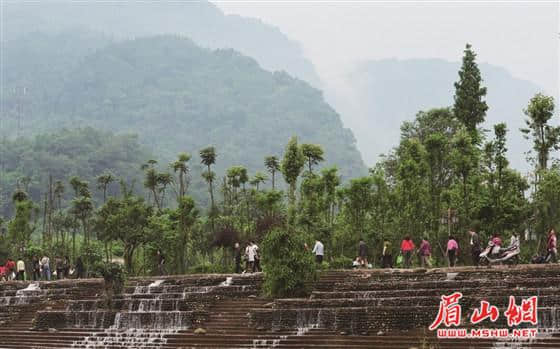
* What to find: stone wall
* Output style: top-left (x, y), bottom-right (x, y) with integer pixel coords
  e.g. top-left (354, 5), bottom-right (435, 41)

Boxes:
top-left (250, 265), bottom-right (560, 335)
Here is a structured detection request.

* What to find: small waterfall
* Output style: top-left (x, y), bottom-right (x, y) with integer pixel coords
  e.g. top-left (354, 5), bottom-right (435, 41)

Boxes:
top-left (148, 279), bottom-right (165, 288)
top-left (16, 283), bottom-right (41, 297)
top-left (251, 338), bottom-right (282, 348)
top-left (295, 309), bottom-right (321, 336)
top-left (0, 283), bottom-right (43, 306)
top-left (220, 276), bottom-right (233, 286)
top-left (71, 278), bottom-right (237, 348)
top-left (492, 307), bottom-right (560, 348)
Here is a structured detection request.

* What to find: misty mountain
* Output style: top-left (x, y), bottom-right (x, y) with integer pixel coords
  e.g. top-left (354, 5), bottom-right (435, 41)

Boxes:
top-left (3, 0), bottom-right (321, 88)
top-left (1, 33), bottom-right (366, 189)
top-left (326, 58), bottom-right (543, 172)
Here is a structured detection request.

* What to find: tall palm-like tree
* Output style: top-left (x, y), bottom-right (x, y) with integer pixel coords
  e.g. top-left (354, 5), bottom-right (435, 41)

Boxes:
top-left (96, 172), bottom-right (115, 203)
top-left (141, 160), bottom-right (161, 209)
top-left (54, 180), bottom-right (65, 211)
top-left (250, 172), bottom-right (268, 191)
top-left (200, 147), bottom-right (217, 212)
top-left (264, 156), bottom-right (280, 190)
top-left (301, 144), bottom-right (324, 173)
top-left (172, 152), bottom-right (191, 199)
top-left (157, 172), bottom-right (173, 208)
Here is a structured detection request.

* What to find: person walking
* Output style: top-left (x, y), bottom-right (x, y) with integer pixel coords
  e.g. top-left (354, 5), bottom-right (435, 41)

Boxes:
top-left (16, 258), bottom-right (25, 281)
top-left (381, 240), bottom-right (393, 268)
top-left (156, 250), bottom-right (165, 276)
top-left (5, 259), bottom-right (16, 280)
top-left (63, 256), bottom-right (70, 278)
top-left (400, 236), bottom-right (415, 268)
top-left (75, 256), bottom-right (85, 279)
top-left (40, 255), bottom-right (51, 281)
top-left (418, 237), bottom-right (432, 268)
top-left (32, 256), bottom-right (40, 281)
top-left (234, 243), bottom-right (242, 273)
top-left (546, 229), bottom-right (557, 263)
top-left (312, 240), bottom-right (324, 264)
top-left (252, 241), bottom-right (261, 272)
top-left (55, 256), bottom-right (64, 279)
top-left (446, 236), bottom-right (459, 267)
top-left (469, 230), bottom-right (481, 266)
top-left (246, 242), bottom-right (256, 273)
top-left (358, 240), bottom-right (368, 267)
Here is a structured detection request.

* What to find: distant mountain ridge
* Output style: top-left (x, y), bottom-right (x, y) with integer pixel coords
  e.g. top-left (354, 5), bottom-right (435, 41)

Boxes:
top-left (326, 58), bottom-right (544, 172)
top-left (1, 34), bottom-right (367, 192)
top-left (3, 0), bottom-right (322, 87)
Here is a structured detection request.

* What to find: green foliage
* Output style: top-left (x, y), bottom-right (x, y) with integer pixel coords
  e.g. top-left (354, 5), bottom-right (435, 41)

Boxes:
top-left (330, 255), bottom-right (353, 270)
top-left (453, 43), bottom-right (488, 141)
top-left (1, 33), bottom-right (365, 208)
top-left (7, 199), bottom-right (37, 254)
top-left (281, 137), bottom-right (305, 208)
top-left (97, 262), bottom-right (126, 294)
top-left (80, 240), bottom-right (105, 276)
top-left (95, 196), bottom-right (152, 273)
top-left (261, 229), bottom-right (317, 297)
top-left (521, 94), bottom-right (558, 174)
top-left (301, 144), bottom-right (324, 173)
top-left (0, 128), bottom-right (150, 217)
top-left (188, 262), bottom-right (229, 274)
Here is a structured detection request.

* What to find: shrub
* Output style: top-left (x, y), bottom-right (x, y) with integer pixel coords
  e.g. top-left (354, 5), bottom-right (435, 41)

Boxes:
top-left (261, 229), bottom-right (317, 298)
top-left (96, 262), bottom-right (126, 309)
top-left (188, 262), bottom-right (229, 274)
top-left (329, 255), bottom-right (353, 269)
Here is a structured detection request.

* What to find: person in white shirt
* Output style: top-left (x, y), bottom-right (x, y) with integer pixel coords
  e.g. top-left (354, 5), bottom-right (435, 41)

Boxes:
top-left (16, 258), bottom-right (26, 281)
top-left (251, 241), bottom-right (260, 272)
top-left (312, 240), bottom-right (324, 264)
top-left (40, 255), bottom-right (51, 281)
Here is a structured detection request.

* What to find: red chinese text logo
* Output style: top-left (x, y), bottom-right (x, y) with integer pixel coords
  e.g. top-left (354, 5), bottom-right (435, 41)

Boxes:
top-left (429, 294), bottom-right (538, 331)
top-left (429, 292), bottom-right (463, 330)
top-left (504, 296), bottom-right (538, 326)
top-left (470, 300), bottom-right (499, 324)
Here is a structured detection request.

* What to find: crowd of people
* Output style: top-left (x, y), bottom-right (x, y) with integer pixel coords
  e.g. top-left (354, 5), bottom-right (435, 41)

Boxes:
top-left (308, 227), bottom-right (557, 269)
top-left (2, 229), bottom-right (557, 280)
top-left (233, 241), bottom-right (260, 274)
top-left (0, 255), bottom-right (86, 282)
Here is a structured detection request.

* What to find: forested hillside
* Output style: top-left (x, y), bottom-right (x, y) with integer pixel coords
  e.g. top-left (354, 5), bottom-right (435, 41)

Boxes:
top-left (0, 128), bottom-right (150, 217)
top-left (326, 58), bottom-right (543, 170)
top-left (1, 34), bottom-right (366, 197)
top-left (3, 0), bottom-right (321, 87)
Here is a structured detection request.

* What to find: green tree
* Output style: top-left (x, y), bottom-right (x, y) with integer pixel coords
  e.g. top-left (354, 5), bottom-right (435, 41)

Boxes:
top-left (141, 160), bottom-right (161, 209)
top-left (97, 171), bottom-right (115, 203)
top-left (176, 196), bottom-right (199, 273)
top-left (450, 128), bottom-right (478, 227)
top-left (453, 43), bottom-right (488, 142)
top-left (95, 196), bottom-right (152, 273)
top-left (172, 152), bottom-right (191, 199)
top-left (8, 193), bottom-right (36, 255)
top-left (250, 172), bottom-right (268, 191)
top-left (521, 94), bottom-right (558, 179)
top-left (281, 137), bottom-right (305, 210)
top-left (200, 146), bottom-right (217, 214)
top-left (301, 144), bottom-right (324, 173)
top-left (264, 156), bottom-right (280, 190)
top-left (261, 229), bottom-right (316, 297)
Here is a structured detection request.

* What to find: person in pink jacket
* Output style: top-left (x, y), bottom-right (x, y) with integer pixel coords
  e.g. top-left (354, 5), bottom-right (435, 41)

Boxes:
top-left (446, 236), bottom-right (459, 267)
top-left (547, 229), bottom-right (557, 263)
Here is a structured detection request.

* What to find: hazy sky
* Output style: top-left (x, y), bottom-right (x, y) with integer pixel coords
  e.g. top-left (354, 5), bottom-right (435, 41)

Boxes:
top-left (214, 1), bottom-right (559, 96)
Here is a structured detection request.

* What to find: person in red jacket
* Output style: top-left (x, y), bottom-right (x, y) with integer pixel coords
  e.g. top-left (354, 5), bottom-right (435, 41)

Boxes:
top-left (5, 258), bottom-right (16, 281)
top-left (401, 236), bottom-right (415, 268)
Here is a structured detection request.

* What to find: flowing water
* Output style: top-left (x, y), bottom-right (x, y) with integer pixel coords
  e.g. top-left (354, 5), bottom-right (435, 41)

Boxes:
top-left (0, 283), bottom-right (42, 306)
top-left (71, 277), bottom-right (234, 348)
